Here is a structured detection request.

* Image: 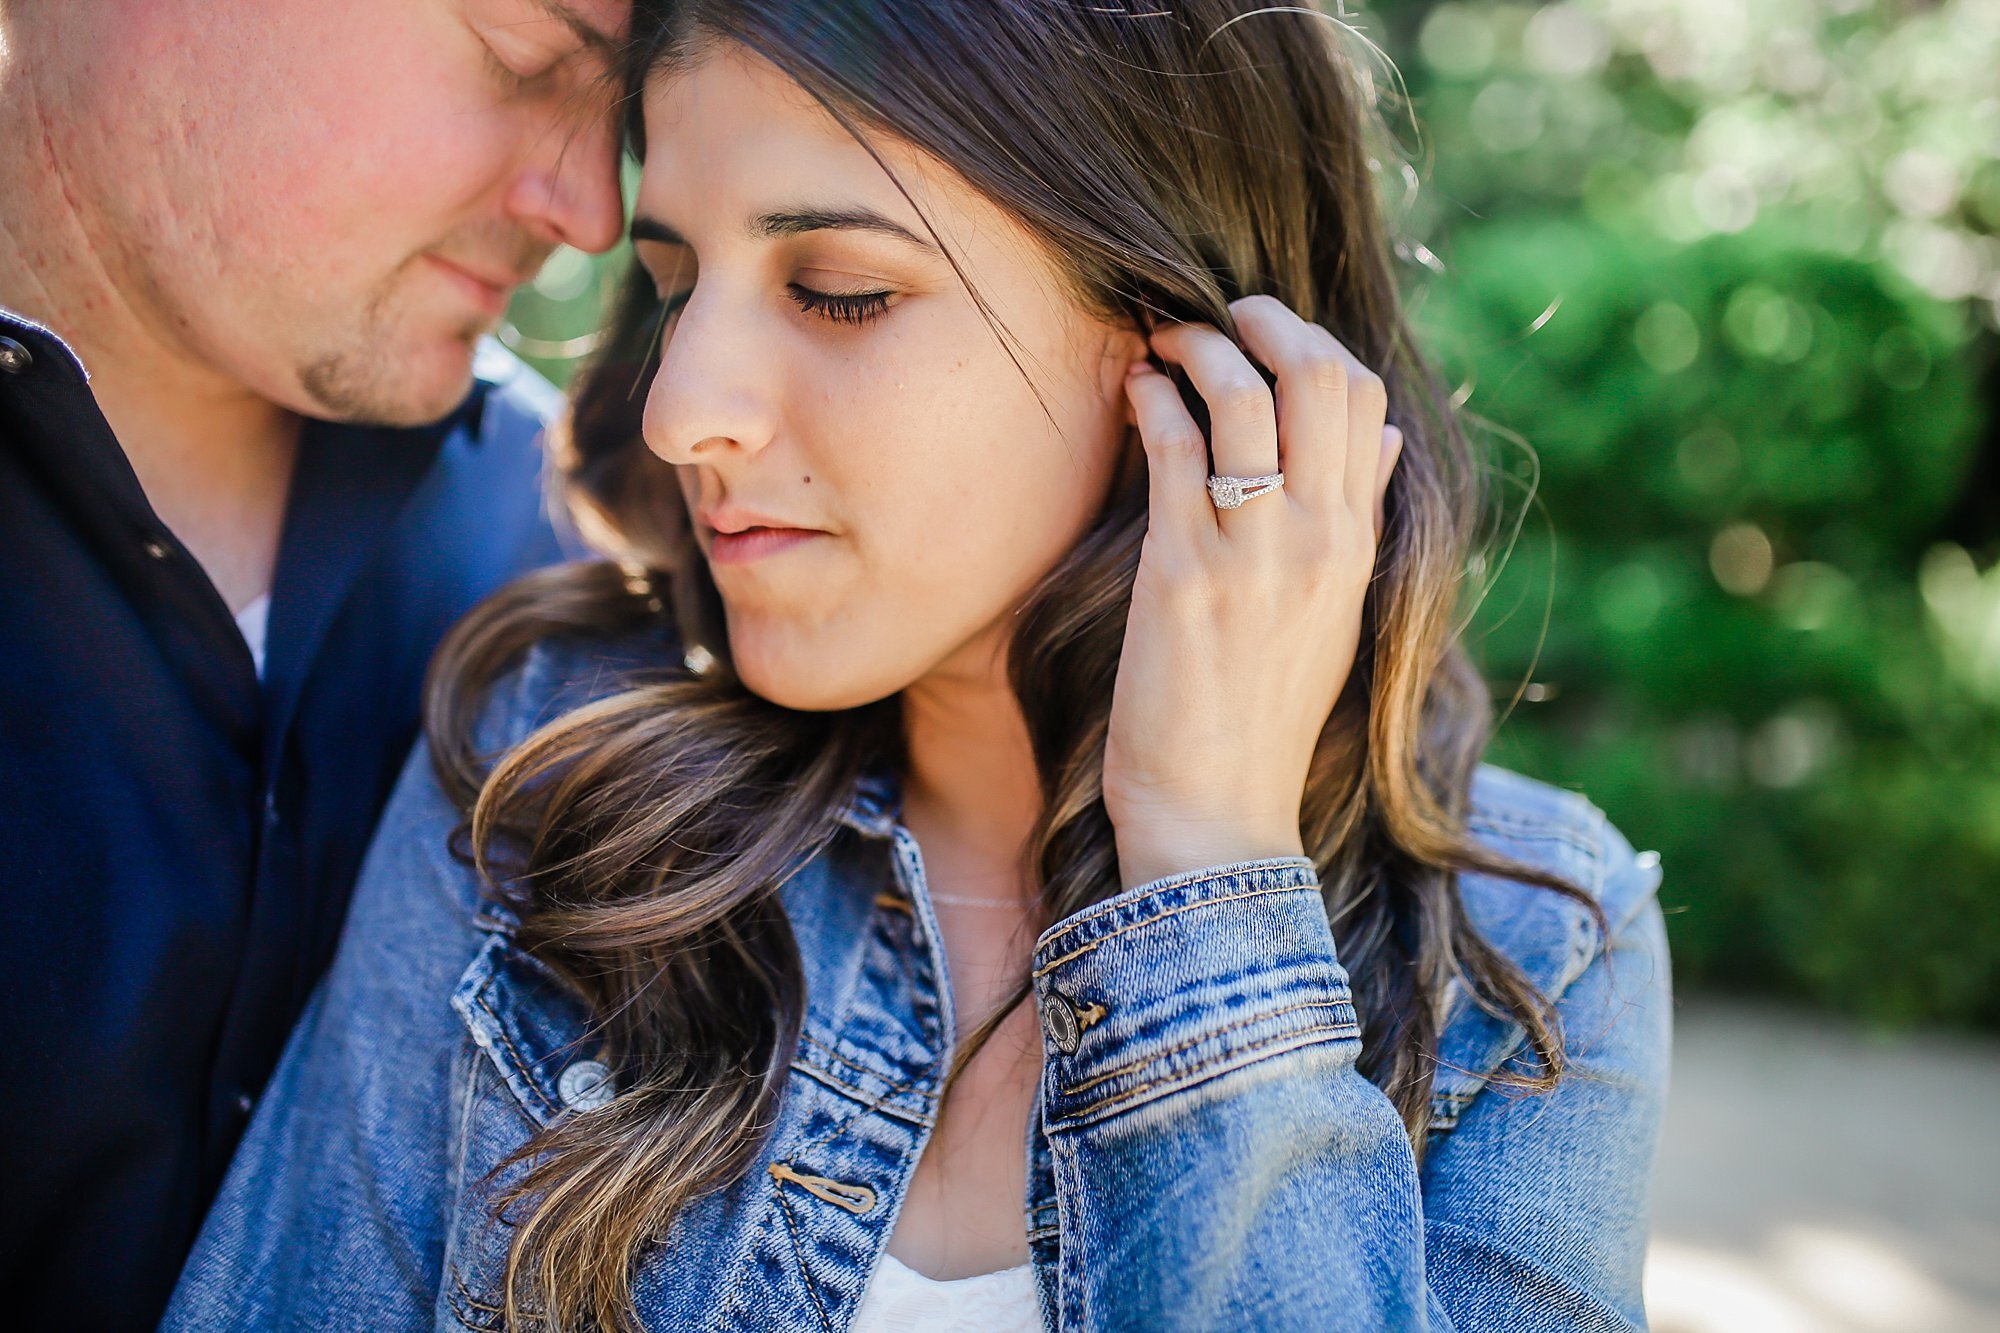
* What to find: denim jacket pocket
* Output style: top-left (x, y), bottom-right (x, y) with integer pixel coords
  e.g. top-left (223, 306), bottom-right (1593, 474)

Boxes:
top-left (1426, 809), bottom-right (1610, 1138)
top-left (442, 933), bottom-right (609, 1329)
top-left (451, 931), bottom-right (609, 1130)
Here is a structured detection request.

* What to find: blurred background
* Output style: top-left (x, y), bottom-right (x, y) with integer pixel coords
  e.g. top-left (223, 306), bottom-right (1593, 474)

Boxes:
top-left (499, 2), bottom-right (2000, 1326)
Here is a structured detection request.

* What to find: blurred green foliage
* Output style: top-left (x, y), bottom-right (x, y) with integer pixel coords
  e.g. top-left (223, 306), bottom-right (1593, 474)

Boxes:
top-left (500, 1), bottom-right (2000, 1026)
top-left (1430, 220), bottom-right (1996, 1025)
top-left (499, 242), bottom-right (629, 387)
top-left (1385, 0), bottom-right (2000, 1025)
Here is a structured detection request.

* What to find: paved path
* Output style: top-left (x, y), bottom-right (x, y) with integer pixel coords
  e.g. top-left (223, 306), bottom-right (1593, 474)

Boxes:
top-left (1647, 1000), bottom-right (2000, 1332)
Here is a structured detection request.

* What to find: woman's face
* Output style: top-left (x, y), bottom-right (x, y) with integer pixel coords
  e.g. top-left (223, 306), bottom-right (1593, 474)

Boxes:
top-left (634, 44), bottom-right (1144, 710)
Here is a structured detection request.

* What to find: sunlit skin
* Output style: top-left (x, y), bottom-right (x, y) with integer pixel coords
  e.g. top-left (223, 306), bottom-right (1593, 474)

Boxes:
top-left (635, 44), bottom-right (1400, 1282)
top-left (636, 52), bottom-right (1142, 717)
top-left (0, 0), bottom-right (627, 610)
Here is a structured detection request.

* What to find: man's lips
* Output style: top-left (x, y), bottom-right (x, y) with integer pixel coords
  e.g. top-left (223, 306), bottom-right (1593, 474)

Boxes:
top-left (424, 254), bottom-right (520, 317)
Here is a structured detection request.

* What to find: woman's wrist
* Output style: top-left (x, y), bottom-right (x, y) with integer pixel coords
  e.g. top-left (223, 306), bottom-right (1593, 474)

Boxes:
top-left (1113, 817), bottom-right (1307, 892)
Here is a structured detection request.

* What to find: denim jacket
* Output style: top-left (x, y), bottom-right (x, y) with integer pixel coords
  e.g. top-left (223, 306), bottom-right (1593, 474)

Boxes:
top-left (164, 632), bottom-right (1672, 1332)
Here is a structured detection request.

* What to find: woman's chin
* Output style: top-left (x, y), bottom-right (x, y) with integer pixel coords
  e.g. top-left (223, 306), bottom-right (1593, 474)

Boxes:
top-left (732, 643), bottom-right (912, 714)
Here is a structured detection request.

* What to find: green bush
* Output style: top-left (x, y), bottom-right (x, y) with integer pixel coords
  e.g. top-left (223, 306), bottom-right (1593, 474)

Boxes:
top-left (1421, 216), bottom-right (1998, 1024)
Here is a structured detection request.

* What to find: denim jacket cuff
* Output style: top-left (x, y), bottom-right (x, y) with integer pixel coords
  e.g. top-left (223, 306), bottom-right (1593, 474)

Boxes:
top-left (1029, 856), bottom-right (1360, 1130)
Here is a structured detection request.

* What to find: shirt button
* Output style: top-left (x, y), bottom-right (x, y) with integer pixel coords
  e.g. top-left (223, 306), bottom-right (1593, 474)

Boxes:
top-left (557, 1058), bottom-right (615, 1111)
top-left (234, 1091), bottom-right (255, 1116)
top-left (0, 336), bottom-right (31, 373)
top-left (1041, 989), bottom-right (1081, 1056)
top-left (143, 539), bottom-right (171, 560)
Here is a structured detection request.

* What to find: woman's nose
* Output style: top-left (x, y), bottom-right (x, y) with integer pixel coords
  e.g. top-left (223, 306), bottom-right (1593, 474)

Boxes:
top-left (640, 297), bottom-right (781, 467)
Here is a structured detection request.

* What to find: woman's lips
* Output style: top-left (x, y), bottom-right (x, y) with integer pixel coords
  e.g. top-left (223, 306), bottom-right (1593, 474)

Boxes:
top-left (707, 526), bottom-right (825, 566)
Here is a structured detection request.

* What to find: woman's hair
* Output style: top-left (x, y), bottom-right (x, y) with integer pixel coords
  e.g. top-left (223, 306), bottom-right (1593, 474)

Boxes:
top-left (427, 2), bottom-right (1599, 1327)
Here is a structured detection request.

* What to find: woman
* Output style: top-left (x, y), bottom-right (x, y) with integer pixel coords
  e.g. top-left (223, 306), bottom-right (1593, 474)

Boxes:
top-left (166, 1), bottom-right (1670, 1330)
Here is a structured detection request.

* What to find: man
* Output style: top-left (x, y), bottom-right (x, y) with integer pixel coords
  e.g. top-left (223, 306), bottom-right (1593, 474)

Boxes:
top-left (0, 1), bottom-right (630, 1325)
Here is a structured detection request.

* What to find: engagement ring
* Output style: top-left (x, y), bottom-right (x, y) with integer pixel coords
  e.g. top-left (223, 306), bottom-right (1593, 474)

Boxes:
top-left (1206, 472), bottom-right (1285, 509)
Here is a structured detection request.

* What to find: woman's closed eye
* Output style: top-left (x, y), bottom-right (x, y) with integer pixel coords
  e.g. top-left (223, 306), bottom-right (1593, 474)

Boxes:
top-left (655, 284), bottom-right (895, 328)
top-left (786, 285), bottom-right (892, 326)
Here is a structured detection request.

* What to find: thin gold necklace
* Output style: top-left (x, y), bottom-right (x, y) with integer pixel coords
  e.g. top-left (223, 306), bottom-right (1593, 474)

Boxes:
top-left (927, 890), bottom-right (1031, 909)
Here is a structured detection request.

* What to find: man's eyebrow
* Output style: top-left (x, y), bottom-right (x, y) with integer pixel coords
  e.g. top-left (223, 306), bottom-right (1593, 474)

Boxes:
top-left (529, 0), bottom-right (622, 59)
top-left (628, 207), bottom-right (941, 255)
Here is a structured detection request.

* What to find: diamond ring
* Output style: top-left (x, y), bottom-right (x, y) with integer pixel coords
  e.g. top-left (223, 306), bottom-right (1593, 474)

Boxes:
top-left (1206, 471), bottom-right (1285, 509)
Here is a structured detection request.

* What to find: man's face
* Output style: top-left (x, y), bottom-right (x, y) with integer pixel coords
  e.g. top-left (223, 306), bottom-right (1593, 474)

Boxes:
top-left (58, 0), bottom-right (629, 425)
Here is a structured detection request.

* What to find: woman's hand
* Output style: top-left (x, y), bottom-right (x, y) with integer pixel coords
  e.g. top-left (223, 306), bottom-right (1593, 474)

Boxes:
top-left (1102, 295), bottom-right (1403, 890)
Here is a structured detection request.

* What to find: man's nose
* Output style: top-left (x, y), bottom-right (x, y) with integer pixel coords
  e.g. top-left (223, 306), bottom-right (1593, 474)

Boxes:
top-left (504, 108), bottom-right (626, 256)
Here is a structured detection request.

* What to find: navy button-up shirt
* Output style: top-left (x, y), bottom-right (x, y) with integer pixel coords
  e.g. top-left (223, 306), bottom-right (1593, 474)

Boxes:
top-left (0, 308), bottom-right (569, 1330)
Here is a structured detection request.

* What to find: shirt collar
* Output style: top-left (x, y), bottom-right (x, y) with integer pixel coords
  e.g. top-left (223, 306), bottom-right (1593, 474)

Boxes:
top-left (0, 305), bottom-right (91, 382)
top-left (832, 768), bottom-right (901, 841)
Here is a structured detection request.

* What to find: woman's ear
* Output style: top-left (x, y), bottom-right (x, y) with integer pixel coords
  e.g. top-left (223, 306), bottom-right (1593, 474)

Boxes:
top-left (1104, 324), bottom-right (1150, 426)
top-left (1115, 324), bottom-right (1150, 370)
top-left (1110, 418), bottom-right (1147, 498)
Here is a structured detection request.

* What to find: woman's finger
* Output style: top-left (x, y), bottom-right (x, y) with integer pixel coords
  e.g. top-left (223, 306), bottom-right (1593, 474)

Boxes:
top-left (1318, 337), bottom-right (1389, 521)
top-left (1226, 295), bottom-right (1345, 505)
top-left (1146, 322), bottom-right (1280, 500)
top-left (1374, 424), bottom-right (1403, 537)
top-left (1124, 359), bottom-right (1213, 541)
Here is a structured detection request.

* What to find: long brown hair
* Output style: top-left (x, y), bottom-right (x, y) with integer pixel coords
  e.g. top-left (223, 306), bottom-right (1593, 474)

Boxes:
top-left (427, 2), bottom-right (1598, 1327)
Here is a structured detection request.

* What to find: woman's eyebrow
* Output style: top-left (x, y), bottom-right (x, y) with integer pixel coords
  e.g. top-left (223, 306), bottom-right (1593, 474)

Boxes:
top-left (753, 206), bottom-right (940, 254)
top-left (628, 206), bottom-right (940, 256)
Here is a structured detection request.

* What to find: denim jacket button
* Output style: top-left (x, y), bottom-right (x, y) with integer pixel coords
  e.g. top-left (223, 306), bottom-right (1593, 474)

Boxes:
top-left (557, 1058), bottom-right (614, 1111)
top-left (0, 336), bottom-right (31, 373)
top-left (1041, 990), bottom-right (1081, 1055)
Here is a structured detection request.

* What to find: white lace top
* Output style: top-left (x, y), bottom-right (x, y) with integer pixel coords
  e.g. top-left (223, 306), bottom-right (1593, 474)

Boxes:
top-left (848, 1251), bottom-right (1041, 1332)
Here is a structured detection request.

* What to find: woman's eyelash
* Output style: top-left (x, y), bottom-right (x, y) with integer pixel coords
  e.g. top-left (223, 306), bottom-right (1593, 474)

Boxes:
top-left (653, 286), bottom-right (894, 327)
top-left (786, 285), bottom-right (892, 326)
